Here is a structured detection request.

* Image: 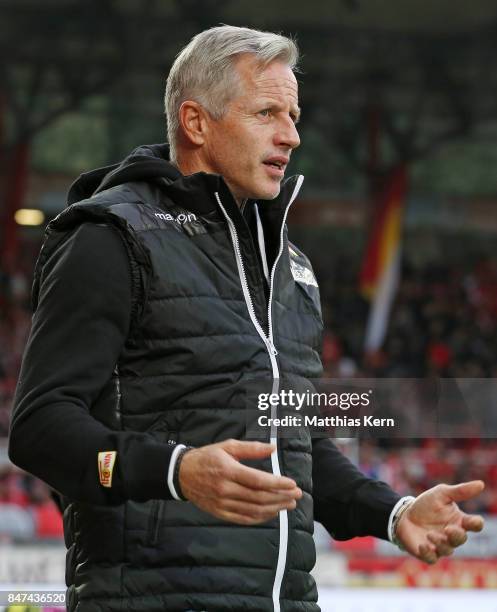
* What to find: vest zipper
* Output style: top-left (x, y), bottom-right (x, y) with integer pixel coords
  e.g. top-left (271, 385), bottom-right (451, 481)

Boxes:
top-left (113, 365), bottom-right (122, 427)
top-left (215, 175), bottom-right (303, 612)
top-left (215, 194), bottom-right (278, 363)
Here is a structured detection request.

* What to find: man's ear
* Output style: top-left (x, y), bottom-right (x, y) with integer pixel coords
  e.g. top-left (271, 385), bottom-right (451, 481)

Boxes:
top-left (178, 100), bottom-right (209, 147)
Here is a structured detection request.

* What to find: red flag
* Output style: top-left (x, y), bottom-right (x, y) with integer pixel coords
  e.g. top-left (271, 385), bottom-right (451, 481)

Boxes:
top-left (360, 165), bottom-right (407, 352)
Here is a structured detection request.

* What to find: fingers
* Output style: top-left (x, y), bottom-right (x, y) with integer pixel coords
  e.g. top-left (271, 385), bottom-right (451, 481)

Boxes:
top-left (220, 511), bottom-right (257, 526)
top-left (232, 461), bottom-right (299, 492)
top-left (220, 480), bottom-right (302, 505)
top-left (444, 525), bottom-right (467, 547)
top-left (442, 480), bottom-right (485, 503)
top-left (179, 441), bottom-right (303, 526)
top-left (418, 542), bottom-right (437, 564)
top-left (461, 513), bottom-right (485, 532)
top-left (220, 497), bottom-right (296, 524)
top-left (221, 439), bottom-right (276, 460)
top-left (427, 531), bottom-right (454, 557)
top-left (219, 508), bottom-right (285, 526)
top-left (422, 525), bottom-right (472, 563)
top-left (211, 470), bottom-right (300, 525)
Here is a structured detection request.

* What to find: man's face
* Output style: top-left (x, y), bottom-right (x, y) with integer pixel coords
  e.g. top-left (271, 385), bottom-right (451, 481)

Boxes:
top-left (201, 55), bottom-right (301, 202)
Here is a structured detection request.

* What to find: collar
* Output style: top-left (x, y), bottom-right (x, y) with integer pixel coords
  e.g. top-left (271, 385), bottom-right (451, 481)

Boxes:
top-left (159, 172), bottom-right (304, 218)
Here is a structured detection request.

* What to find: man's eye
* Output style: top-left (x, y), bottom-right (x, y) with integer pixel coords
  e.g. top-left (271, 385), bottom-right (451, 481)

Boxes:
top-left (258, 109), bottom-right (271, 117)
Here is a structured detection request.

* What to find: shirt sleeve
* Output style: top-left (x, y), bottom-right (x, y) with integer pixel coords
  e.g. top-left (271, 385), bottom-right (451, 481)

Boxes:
top-left (312, 437), bottom-right (402, 540)
top-left (8, 222), bottom-right (178, 505)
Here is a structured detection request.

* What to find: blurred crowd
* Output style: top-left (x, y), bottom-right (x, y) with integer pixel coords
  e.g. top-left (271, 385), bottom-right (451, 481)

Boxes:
top-left (0, 466), bottom-right (63, 541)
top-left (358, 438), bottom-right (497, 516)
top-left (1, 242), bottom-right (497, 543)
top-left (318, 252), bottom-right (497, 517)
top-left (319, 256), bottom-right (497, 379)
top-left (0, 262), bottom-right (32, 438)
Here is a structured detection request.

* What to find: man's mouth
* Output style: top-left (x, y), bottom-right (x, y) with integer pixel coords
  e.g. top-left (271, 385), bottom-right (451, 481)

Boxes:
top-left (263, 156), bottom-right (289, 175)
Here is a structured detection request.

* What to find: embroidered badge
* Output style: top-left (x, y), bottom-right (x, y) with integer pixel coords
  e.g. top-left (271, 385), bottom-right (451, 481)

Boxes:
top-left (98, 451), bottom-right (117, 488)
top-left (290, 259), bottom-right (318, 287)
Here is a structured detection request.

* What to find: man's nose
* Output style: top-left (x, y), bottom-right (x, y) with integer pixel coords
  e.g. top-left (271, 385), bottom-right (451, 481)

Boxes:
top-left (275, 117), bottom-right (300, 150)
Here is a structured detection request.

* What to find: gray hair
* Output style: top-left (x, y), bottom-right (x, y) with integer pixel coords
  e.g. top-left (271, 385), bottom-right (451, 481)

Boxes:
top-left (164, 25), bottom-right (299, 162)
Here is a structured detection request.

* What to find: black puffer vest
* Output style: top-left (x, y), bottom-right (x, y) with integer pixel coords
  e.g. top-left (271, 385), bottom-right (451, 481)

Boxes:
top-left (36, 147), bottom-right (324, 611)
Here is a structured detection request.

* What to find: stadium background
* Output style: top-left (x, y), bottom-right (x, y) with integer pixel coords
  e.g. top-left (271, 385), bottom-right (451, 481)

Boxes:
top-left (1, 1), bottom-right (497, 610)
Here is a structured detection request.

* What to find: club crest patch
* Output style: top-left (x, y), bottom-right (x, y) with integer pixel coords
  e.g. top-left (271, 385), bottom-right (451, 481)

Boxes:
top-left (290, 259), bottom-right (318, 287)
top-left (98, 451), bottom-right (117, 488)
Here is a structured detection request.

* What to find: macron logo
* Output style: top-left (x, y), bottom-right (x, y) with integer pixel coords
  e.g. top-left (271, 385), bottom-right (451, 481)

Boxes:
top-left (154, 211), bottom-right (197, 224)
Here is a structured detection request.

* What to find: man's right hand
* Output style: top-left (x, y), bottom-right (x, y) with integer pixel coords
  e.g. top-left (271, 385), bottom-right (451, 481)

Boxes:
top-left (178, 439), bottom-right (302, 525)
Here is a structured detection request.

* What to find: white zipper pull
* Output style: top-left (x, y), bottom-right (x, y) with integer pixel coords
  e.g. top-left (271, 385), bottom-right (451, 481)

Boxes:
top-left (268, 339), bottom-right (278, 356)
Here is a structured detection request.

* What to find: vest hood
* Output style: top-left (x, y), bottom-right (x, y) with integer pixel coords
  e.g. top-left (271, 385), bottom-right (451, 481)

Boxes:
top-left (67, 143), bottom-right (180, 205)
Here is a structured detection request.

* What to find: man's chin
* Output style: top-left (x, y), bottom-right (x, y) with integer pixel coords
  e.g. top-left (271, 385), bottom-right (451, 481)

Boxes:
top-left (256, 181), bottom-right (282, 201)
top-left (235, 177), bottom-right (282, 201)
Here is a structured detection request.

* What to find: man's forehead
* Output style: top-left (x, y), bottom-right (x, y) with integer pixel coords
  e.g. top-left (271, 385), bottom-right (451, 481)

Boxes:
top-left (253, 72), bottom-right (298, 95)
top-left (235, 56), bottom-right (299, 102)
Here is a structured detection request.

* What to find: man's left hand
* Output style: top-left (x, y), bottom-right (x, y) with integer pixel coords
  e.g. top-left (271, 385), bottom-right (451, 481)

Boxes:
top-left (395, 480), bottom-right (485, 564)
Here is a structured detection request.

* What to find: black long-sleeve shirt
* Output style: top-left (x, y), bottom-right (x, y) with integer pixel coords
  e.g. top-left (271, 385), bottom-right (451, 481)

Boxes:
top-left (9, 222), bottom-right (176, 504)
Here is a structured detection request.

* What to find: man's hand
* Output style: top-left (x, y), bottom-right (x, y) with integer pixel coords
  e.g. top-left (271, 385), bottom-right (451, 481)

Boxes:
top-left (395, 480), bottom-right (485, 563)
top-left (178, 439), bottom-right (302, 525)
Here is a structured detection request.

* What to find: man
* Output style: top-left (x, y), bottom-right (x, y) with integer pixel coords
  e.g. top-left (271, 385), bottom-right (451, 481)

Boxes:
top-left (9, 25), bottom-right (484, 612)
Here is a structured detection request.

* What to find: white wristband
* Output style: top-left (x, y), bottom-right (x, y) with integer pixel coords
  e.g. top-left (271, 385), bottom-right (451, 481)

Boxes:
top-left (388, 495), bottom-right (416, 544)
top-left (167, 444), bottom-right (186, 500)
